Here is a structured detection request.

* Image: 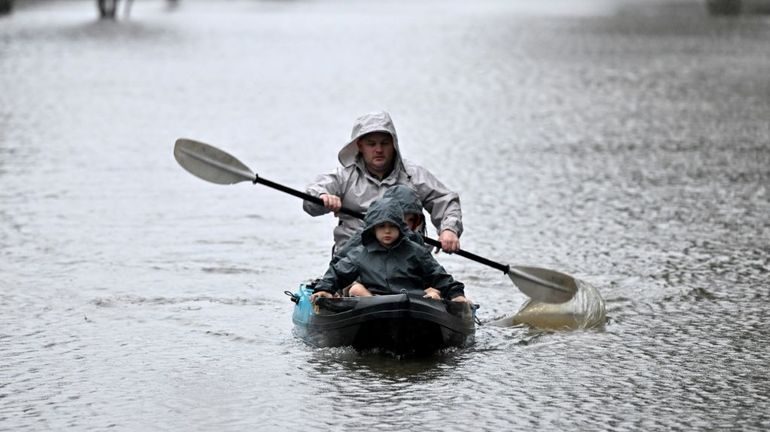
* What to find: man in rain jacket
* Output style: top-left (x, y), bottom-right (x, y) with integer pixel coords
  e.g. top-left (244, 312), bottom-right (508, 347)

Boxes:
top-left (303, 111), bottom-right (463, 253)
top-left (311, 198), bottom-right (468, 302)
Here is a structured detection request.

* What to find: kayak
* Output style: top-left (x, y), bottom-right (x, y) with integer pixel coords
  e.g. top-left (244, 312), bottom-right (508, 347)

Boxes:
top-left (287, 283), bottom-right (478, 355)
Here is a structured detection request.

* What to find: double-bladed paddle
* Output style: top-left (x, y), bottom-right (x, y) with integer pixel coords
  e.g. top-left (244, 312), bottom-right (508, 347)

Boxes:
top-left (173, 138), bottom-right (578, 303)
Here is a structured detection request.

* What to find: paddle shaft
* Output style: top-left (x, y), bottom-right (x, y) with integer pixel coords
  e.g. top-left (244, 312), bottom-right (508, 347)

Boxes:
top-left (253, 174), bottom-right (512, 274)
top-left (173, 138), bottom-right (576, 301)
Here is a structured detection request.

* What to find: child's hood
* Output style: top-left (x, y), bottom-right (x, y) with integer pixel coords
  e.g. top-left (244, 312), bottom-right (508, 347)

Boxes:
top-left (382, 184), bottom-right (422, 216)
top-left (361, 197), bottom-right (408, 246)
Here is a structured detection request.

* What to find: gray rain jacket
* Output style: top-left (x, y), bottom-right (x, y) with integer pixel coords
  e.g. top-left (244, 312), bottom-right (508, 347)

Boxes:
top-left (313, 198), bottom-right (465, 299)
top-left (303, 111), bottom-right (463, 250)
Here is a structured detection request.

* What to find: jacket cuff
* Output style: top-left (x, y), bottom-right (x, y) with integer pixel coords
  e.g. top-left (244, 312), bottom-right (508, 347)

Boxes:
top-left (448, 288), bottom-right (465, 299)
top-left (438, 222), bottom-right (462, 237)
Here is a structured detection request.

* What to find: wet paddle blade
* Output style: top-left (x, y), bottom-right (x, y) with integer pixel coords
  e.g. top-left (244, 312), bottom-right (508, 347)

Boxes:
top-left (174, 138), bottom-right (256, 185)
top-left (508, 266), bottom-right (578, 304)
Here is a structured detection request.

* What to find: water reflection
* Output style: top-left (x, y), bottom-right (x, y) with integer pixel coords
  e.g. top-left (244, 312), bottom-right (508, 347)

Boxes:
top-left (307, 347), bottom-right (462, 379)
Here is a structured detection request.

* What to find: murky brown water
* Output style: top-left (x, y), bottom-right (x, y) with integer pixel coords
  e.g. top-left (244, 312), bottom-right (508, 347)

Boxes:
top-left (1, 0), bottom-right (769, 430)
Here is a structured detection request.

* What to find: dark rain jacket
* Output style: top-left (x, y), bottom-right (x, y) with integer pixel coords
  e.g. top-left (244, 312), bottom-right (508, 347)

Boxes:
top-left (330, 184), bottom-right (427, 267)
top-left (314, 199), bottom-right (465, 299)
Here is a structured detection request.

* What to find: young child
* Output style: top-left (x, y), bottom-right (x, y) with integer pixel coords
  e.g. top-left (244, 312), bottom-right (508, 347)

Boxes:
top-left (331, 184), bottom-right (426, 267)
top-left (311, 197), bottom-right (469, 303)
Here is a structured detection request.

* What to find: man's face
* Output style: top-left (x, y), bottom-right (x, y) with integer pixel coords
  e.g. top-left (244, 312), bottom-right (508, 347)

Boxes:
top-left (357, 132), bottom-right (395, 177)
top-left (374, 221), bottom-right (400, 247)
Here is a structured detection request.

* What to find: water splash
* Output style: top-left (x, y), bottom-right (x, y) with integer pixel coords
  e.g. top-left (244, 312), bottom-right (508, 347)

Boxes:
top-left (492, 279), bottom-right (607, 330)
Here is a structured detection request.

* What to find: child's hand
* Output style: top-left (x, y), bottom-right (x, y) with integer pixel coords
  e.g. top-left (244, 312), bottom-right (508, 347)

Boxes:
top-left (348, 282), bottom-right (373, 297)
top-left (450, 295), bottom-right (470, 304)
top-left (423, 287), bottom-right (441, 300)
top-left (310, 291), bottom-right (334, 303)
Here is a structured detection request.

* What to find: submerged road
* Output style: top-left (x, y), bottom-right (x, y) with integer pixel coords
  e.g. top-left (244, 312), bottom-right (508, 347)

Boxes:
top-left (1, 0), bottom-right (769, 430)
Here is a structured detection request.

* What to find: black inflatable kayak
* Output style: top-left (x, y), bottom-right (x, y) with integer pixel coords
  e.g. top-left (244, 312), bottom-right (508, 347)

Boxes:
top-left (288, 283), bottom-right (477, 355)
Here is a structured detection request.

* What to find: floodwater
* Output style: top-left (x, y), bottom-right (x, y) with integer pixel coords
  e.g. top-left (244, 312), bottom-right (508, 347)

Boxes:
top-left (1, 0), bottom-right (769, 430)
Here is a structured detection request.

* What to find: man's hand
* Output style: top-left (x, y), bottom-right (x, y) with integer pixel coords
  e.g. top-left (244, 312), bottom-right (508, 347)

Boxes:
top-left (319, 194), bottom-right (342, 213)
top-left (438, 229), bottom-right (460, 253)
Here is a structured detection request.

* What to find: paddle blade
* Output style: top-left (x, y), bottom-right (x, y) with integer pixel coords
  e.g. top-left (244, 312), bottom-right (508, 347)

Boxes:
top-left (174, 138), bottom-right (256, 185)
top-left (508, 266), bottom-right (578, 304)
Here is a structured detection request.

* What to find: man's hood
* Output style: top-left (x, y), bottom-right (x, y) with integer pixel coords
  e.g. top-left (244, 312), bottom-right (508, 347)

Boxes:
top-left (338, 111), bottom-right (405, 170)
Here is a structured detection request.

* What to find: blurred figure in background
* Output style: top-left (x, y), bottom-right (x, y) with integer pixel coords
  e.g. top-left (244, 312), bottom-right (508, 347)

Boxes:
top-left (97, 0), bottom-right (119, 19)
top-left (0, 0), bottom-right (12, 16)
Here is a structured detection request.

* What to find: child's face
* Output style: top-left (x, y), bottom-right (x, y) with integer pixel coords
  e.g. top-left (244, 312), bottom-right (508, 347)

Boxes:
top-left (375, 222), bottom-right (400, 247)
top-left (404, 213), bottom-right (422, 231)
